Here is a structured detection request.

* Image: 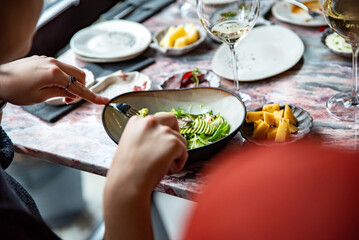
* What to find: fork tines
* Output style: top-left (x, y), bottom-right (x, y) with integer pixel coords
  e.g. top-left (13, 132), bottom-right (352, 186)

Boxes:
top-left (126, 107), bottom-right (140, 118)
top-left (109, 103), bottom-right (139, 118)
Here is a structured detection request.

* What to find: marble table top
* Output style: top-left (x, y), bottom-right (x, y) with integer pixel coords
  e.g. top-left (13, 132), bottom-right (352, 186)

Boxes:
top-left (3, 3), bottom-right (359, 200)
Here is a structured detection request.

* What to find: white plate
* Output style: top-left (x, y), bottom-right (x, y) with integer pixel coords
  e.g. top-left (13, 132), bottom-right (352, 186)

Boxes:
top-left (90, 70), bottom-right (151, 99)
top-left (70, 20), bottom-right (151, 59)
top-left (74, 51), bottom-right (143, 63)
top-left (271, 1), bottom-right (327, 27)
top-left (212, 25), bottom-right (304, 82)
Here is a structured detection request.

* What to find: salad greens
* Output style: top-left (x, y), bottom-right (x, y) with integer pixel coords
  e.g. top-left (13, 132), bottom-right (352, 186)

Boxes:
top-left (140, 108), bottom-right (230, 149)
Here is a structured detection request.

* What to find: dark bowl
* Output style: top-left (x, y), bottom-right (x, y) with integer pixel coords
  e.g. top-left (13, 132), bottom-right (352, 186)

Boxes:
top-left (240, 104), bottom-right (313, 146)
top-left (102, 88), bottom-right (246, 162)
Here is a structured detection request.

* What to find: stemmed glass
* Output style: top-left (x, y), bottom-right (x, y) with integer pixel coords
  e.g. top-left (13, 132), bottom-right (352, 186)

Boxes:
top-left (173, 0), bottom-right (197, 18)
top-left (196, 0), bottom-right (260, 105)
top-left (321, 0), bottom-right (359, 122)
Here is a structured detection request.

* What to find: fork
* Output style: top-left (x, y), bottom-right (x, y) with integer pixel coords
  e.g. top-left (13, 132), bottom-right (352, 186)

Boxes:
top-left (283, 0), bottom-right (321, 18)
top-left (107, 103), bottom-right (139, 118)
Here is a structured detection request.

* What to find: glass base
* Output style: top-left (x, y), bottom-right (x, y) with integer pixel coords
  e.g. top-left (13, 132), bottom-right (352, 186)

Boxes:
top-left (168, 2), bottom-right (196, 18)
top-left (232, 90), bottom-right (251, 106)
top-left (326, 93), bottom-right (359, 122)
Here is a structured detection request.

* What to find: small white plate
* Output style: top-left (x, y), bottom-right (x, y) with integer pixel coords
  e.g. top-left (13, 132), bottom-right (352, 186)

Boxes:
top-left (73, 51), bottom-right (143, 63)
top-left (70, 20), bottom-right (151, 59)
top-left (46, 68), bottom-right (95, 105)
top-left (90, 70), bottom-right (151, 100)
top-left (212, 25), bottom-right (304, 82)
top-left (271, 1), bottom-right (327, 27)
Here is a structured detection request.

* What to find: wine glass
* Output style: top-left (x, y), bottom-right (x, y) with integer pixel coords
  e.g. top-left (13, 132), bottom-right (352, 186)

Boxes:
top-left (172, 0), bottom-right (197, 18)
top-left (196, 0), bottom-right (260, 105)
top-left (321, 0), bottom-right (359, 122)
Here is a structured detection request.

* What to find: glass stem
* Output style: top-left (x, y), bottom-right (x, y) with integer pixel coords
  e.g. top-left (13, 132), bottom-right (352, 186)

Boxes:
top-left (228, 44), bottom-right (239, 91)
top-left (351, 43), bottom-right (359, 105)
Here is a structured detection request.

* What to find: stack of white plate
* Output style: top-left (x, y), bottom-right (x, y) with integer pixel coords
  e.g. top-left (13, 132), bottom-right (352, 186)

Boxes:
top-left (70, 20), bottom-right (152, 63)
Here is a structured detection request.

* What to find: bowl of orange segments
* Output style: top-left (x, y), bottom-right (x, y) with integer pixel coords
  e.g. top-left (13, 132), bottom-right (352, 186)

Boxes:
top-left (240, 103), bottom-right (313, 145)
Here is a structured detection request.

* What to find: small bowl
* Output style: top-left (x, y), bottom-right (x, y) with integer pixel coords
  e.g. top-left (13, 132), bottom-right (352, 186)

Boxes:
top-left (321, 28), bottom-right (351, 59)
top-left (240, 104), bottom-right (313, 145)
top-left (90, 70), bottom-right (151, 99)
top-left (150, 24), bottom-right (207, 56)
top-left (158, 70), bottom-right (221, 90)
top-left (102, 88), bottom-right (246, 162)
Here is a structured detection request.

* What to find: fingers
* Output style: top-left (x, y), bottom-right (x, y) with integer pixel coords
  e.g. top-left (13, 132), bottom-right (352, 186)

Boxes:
top-left (40, 87), bottom-right (76, 100)
top-left (42, 57), bottom-right (87, 85)
top-left (165, 127), bottom-right (188, 174)
top-left (152, 113), bottom-right (180, 132)
top-left (54, 60), bottom-right (86, 85)
top-left (34, 56), bottom-right (110, 105)
top-left (66, 79), bottom-right (109, 105)
top-left (45, 67), bottom-right (109, 105)
top-left (172, 131), bottom-right (188, 172)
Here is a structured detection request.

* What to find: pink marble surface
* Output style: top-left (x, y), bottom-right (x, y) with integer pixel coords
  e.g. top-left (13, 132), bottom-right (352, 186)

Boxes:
top-left (3, 4), bottom-right (359, 200)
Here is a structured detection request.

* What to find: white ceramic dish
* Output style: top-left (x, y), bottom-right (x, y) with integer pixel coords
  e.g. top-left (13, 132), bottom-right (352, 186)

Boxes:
top-left (90, 70), bottom-right (151, 100)
top-left (46, 68), bottom-right (95, 105)
top-left (271, 1), bottom-right (327, 27)
top-left (150, 24), bottom-right (207, 56)
top-left (70, 20), bottom-right (151, 60)
top-left (74, 51), bottom-right (143, 63)
top-left (211, 25), bottom-right (304, 82)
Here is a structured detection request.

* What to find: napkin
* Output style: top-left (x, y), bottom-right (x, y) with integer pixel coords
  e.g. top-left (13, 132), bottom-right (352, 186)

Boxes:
top-left (22, 55), bottom-right (155, 123)
top-left (101, 0), bottom-right (176, 22)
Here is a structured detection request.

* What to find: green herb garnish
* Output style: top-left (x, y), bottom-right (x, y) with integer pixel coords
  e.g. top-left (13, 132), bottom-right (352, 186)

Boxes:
top-left (220, 12), bottom-right (237, 18)
top-left (191, 68), bottom-right (201, 87)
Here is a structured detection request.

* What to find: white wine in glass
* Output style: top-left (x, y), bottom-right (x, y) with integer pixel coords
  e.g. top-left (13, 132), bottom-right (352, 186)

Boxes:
top-left (196, 0), bottom-right (259, 105)
top-left (322, 0), bottom-right (359, 122)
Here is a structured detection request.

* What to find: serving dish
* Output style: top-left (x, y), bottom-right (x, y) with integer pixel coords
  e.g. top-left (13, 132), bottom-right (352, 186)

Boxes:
top-left (159, 70), bottom-right (221, 90)
top-left (102, 88), bottom-right (246, 162)
top-left (321, 28), bottom-right (351, 59)
top-left (240, 104), bottom-right (313, 145)
top-left (150, 24), bottom-right (207, 56)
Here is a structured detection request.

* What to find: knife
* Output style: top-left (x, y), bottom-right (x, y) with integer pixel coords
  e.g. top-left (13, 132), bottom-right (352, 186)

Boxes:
top-left (113, 5), bottom-right (137, 19)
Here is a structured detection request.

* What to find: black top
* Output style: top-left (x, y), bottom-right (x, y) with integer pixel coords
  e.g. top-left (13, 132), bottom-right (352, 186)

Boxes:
top-left (0, 127), bottom-right (60, 239)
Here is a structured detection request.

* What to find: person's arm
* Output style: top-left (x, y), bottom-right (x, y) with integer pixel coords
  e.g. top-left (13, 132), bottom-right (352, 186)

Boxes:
top-left (103, 114), bottom-right (188, 240)
top-left (0, 56), bottom-right (109, 105)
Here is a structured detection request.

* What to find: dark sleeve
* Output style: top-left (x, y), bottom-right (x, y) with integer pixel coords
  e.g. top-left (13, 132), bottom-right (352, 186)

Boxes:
top-left (0, 208), bottom-right (61, 239)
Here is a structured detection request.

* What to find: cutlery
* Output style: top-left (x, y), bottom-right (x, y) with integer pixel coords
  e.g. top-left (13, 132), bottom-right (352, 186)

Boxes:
top-left (282, 0), bottom-right (321, 18)
top-left (107, 103), bottom-right (139, 118)
top-left (113, 5), bottom-right (137, 19)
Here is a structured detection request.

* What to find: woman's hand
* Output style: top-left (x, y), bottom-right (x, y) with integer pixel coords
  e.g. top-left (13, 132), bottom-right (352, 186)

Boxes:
top-left (0, 56), bottom-right (109, 105)
top-left (107, 113), bottom-right (188, 195)
top-left (103, 113), bottom-right (188, 240)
